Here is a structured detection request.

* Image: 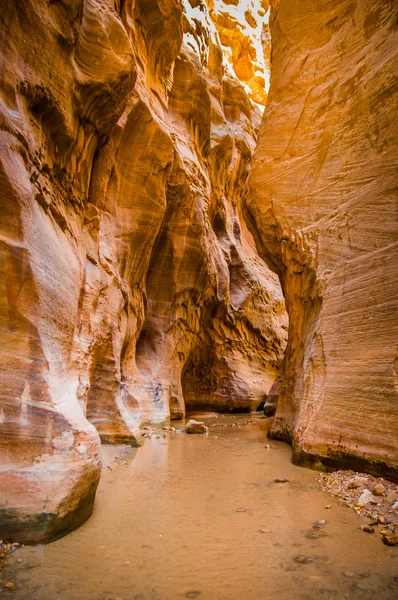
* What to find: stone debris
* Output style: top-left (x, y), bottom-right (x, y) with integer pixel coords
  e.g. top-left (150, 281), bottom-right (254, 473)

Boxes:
top-left (185, 420), bottom-right (208, 434)
top-left (4, 582), bottom-right (15, 589)
top-left (294, 555), bottom-right (313, 564)
top-left (372, 483), bottom-right (386, 496)
top-left (348, 476), bottom-right (368, 490)
top-left (0, 541), bottom-right (18, 580)
top-left (357, 490), bottom-right (374, 507)
top-left (306, 529), bottom-right (328, 540)
top-left (382, 532), bottom-right (398, 546)
top-left (209, 418), bottom-right (267, 429)
top-left (141, 426), bottom-right (176, 439)
top-left (317, 470), bottom-right (398, 544)
top-left (361, 525), bottom-right (375, 534)
top-left (274, 477), bottom-right (289, 483)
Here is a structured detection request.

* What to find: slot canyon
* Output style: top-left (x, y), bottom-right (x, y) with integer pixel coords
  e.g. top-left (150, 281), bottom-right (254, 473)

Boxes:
top-left (0, 0), bottom-right (397, 598)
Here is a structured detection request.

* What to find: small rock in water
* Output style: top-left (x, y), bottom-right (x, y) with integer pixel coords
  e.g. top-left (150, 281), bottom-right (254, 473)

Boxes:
top-left (274, 477), bottom-right (289, 483)
top-left (382, 532), bottom-right (398, 546)
top-left (4, 582), bottom-right (15, 589)
top-left (317, 519), bottom-right (326, 525)
top-left (361, 525), bottom-right (375, 534)
top-left (324, 505), bottom-right (332, 509)
top-left (294, 554), bottom-right (313, 564)
top-left (185, 420), bottom-right (208, 434)
top-left (372, 483), bottom-right (386, 496)
top-left (306, 529), bottom-right (327, 540)
top-left (356, 489), bottom-right (374, 507)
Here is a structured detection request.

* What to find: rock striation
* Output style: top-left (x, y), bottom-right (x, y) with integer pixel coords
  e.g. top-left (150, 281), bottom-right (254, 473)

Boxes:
top-left (247, 0), bottom-right (398, 479)
top-left (0, 0), bottom-right (286, 543)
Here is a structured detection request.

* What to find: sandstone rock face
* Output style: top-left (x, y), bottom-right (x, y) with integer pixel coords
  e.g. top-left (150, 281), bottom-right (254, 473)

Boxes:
top-left (0, 0), bottom-right (286, 542)
top-left (247, 0), bottom-right (398, 479)
top-left (207, 0), bottom-right (270, 106)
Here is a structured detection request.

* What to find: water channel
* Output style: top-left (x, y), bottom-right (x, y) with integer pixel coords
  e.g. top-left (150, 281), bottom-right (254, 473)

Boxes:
top-left (3, 414), bottom-right (397, 599)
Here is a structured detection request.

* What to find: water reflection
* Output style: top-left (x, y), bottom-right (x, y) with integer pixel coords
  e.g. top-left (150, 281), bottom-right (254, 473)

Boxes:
top-left (4, 413), bottom-right (398, 600)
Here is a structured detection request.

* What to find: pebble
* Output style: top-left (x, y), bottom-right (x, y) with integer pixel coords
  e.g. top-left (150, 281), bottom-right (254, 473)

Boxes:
top-left (17, 558), bottom-right (23, 563)
top-left (348, 480), bottom-right (363, 490)
top-left (274, 478), bottom-right (289, 483)
top-left (185, 592), bottom-right (201, 599)
top-left (343, 571), bottom-right (354, 578)
top-left (236, 508), bottom-right (247, 513)
top-left (324, 505), bottom-right (332, 509)
top-left (294, 554), bottom-right (313, 564)
top-left (386, 492), bottom-right (398, 503)
top-left (259, 528), bottom-right (271, 534)
top-left (317, 519), bottom-right (326, 525)
top-left (361, 525), bottom-right (375, 534)
top-left (349, 476), bottom-right (368, 488)
top-left (306, 529), bottom-right (327, 540)
top-left (357, 490), bottom-right (374, 507)
top-left (372, 483), bottom-right (386, 496)
top-left (4, 582), bottom-right (15, 589)
top-left (382, 532), bottom-right (398, 546)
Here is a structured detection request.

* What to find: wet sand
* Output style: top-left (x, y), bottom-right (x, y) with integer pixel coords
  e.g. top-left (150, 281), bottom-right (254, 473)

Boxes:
top-left (2, 413), bottom-right (397, 599)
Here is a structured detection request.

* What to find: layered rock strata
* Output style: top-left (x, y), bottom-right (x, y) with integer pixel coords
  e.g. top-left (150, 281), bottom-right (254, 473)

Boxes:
top-left (0, 0), bottom-right (286, 543)
top-left (247, 0), bottom-right (398, 479)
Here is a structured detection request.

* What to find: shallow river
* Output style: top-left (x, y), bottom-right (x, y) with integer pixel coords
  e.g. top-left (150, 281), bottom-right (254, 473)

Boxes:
top-left (3, 413), bottom-right (398, 599)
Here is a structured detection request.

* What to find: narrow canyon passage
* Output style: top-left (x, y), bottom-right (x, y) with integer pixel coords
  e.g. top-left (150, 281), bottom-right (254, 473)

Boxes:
top-left (1, 0), bottom-right (397, 596)
top-left (4, 414), bottom-right (397, 600)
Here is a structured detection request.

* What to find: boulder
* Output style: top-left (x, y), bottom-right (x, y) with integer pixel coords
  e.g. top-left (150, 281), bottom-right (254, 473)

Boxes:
top-left (186, 420), bottom-right (208, 434)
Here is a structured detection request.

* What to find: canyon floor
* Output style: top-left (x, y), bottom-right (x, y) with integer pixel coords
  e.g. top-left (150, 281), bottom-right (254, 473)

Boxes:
top-left (2, 414), bottom-right (398, 600)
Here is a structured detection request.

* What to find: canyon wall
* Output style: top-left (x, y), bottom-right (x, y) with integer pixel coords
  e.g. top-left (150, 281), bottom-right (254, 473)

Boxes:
top-left (0, 0), bottom-right (287, 543)
top-left (247, 0), bottom-right (398, 479)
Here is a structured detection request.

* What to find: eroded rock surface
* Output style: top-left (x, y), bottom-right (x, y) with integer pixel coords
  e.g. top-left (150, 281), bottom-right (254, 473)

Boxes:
top-left (0, 0), bottom-right (286, 542)
top-left (247, 0), bottom-right (398, 479)
top-left (207, 0), bottom-right (271, 106)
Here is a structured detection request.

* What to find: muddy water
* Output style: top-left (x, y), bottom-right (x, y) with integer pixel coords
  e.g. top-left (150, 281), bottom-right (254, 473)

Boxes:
top-left (3, 414), bottom-right (398, 599)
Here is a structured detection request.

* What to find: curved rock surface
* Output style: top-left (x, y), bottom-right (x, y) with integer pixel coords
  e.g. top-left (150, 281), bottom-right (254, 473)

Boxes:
top-left (0, 0), bottom-right (286, 542)
top-left (247, 0), bottom-right (398, 479)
